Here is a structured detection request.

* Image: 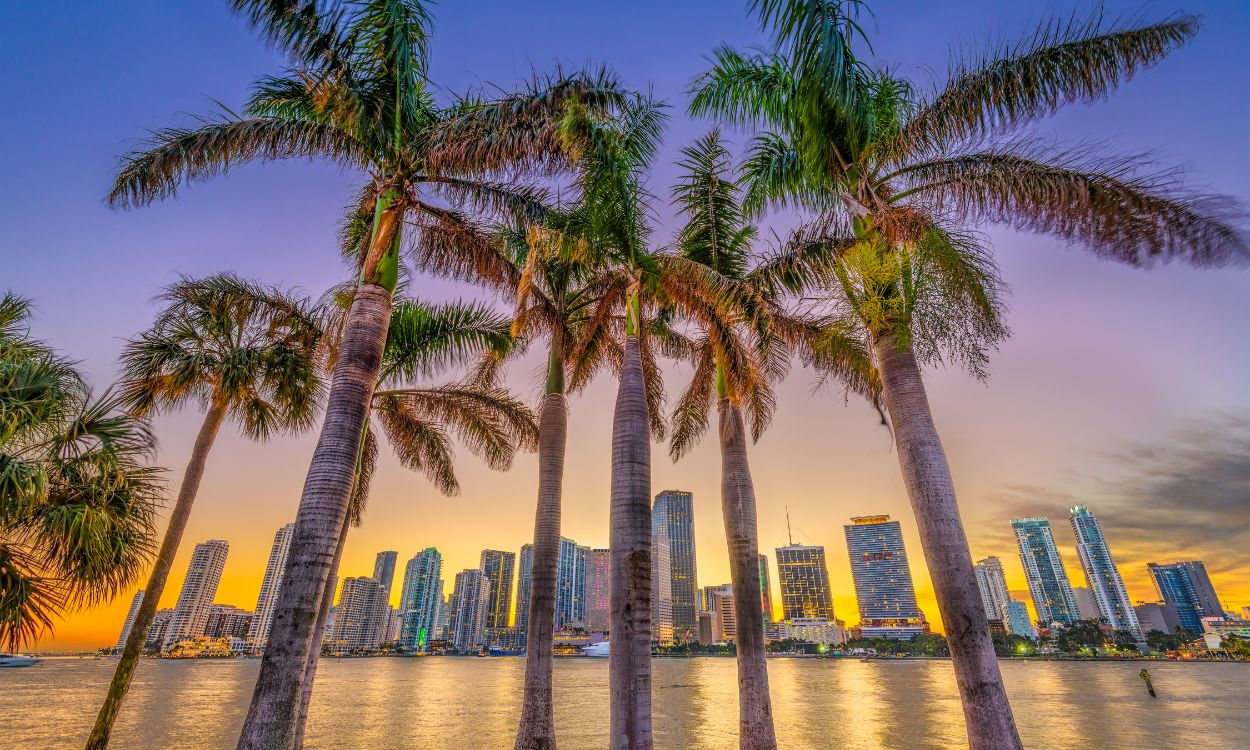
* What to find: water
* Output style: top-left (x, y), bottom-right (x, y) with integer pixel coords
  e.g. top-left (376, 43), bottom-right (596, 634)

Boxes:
top-left (2, 657), bottom-right (1247, 749)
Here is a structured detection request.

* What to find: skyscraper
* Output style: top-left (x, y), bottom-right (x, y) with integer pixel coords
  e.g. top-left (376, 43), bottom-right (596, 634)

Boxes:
top-left (653, 490), bottom-right (698, 642)
top-left (203, 604), bottom-right (253, 639)
top-left (163, 539), bottom-right (229, 650)
top-left (1147, 561), bottom-right (1224, 633)
top-left (248, 522), bottom-right (294, 648)
top-left (1012, 517), bottom-right (1080, 626)
top-left (328, 577), bottom-right (389, 651)
top-left (516, 543), bottom-right (534, 635)
top-left (450, 569), bottom-right (492, 651)
top-left (584, 548), bottom-right (611, 634)
top-left (1070, 587), bottom-right (1100, 620)
top-left (775, 543), bottom-right (835, 622)
top-left (398, 547), bottom-right (443, 650)
top-left (1070, 505), bottom-right (1142, 638)
top-left (757, 554), bottom-right (773, 622)
top-left (373, 550), bottom-right (399, 602)
top-left (844, 516), bottom-right (926, 639)
top-left (480, 549), bottom-right (516, 630)
top-left (703, 584), bottom-right (736, 642)
top-left (115, 590), bottom-right (145, 652)
top-left (973, 556), bottom-right (1012, 624)
top-left (555, 538), bottom-right (587, 630)
top-left (651, 529), bottom-right (673, 644)
top-left (1005, 600), bottom-right (1036, 639)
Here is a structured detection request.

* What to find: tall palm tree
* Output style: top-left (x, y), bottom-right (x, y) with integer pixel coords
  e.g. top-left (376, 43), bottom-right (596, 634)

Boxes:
top-left (107, 3), bottom-right (614, 744)
top-left (292, 294), bottom-right (537, 746)
top-left (665, 131), bottom-right (875, 750)
top-left (692, 3), bottom-right (1247, 748)
top-left (0, 294), bottom-right (162, 653)
top-left (87, 274), bottom-right (322, 750)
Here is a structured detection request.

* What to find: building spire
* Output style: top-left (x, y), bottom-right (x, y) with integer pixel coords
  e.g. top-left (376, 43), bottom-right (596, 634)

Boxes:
top-left (786, 506), bottom-right (793, 546)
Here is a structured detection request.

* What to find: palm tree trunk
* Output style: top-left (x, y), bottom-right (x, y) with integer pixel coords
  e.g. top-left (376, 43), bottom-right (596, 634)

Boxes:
top-left (237, 283), bottom-right (393, 750)
top-left (85, 398), bottom-right (229, 750)
top-left (513, 387), bottom-right (568, 750)
top-left (717, 399), bottom-right (777, 750)
top-left (291, 511), bottom-right (351, 749)
top-left (609, 334), bottom-right (652, 750)
top-left (872, 334), bottom-right (1022, 750)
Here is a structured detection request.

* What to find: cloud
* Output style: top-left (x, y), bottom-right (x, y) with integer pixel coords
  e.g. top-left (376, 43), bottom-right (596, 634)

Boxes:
top-left (976, 413), bottom-right (1250, 609)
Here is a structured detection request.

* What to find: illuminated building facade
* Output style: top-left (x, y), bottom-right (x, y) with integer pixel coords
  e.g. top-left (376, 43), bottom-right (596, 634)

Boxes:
top-left (775, 544), bottom-right (835, 622)
top-left (1070, 505), bottom-right (1142, 638)
top-left (1012, 517), bottom-right (1080, 626)
top-left (844, 516), bottom-right (927, 640)
top-left (398, 547), bottom-right (443, 650)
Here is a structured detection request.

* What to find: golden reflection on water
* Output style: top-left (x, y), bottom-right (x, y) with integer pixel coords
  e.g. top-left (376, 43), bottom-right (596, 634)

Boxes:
top-left (2, 656), bottom-right (1249, 748)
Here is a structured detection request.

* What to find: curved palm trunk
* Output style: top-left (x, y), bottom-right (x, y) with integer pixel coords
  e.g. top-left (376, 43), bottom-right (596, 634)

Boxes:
top-left (717, 399), bottom-right (777, 750)
top-left (513, 388), bottom-right (568, 750)
top-left (291, 513), bottom-right (351, 749)
top-left (86, 398), bottom-right (228, 750)
top-left (609, 334), bottom-right (652, 750)
top-left (237, 283), bottom-right (392, 750)
top-left (873, 334), bottom-right (1022, 750)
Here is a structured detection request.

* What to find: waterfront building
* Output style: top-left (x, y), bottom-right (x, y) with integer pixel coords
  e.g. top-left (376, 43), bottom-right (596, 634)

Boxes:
top-left (1134, 602), bottom-right (1182, 635)
top-left (1012, 517), bottom-right (1080, 626)
top-left (163, 539), bottom-right (229, 651)
top-left (1005, 600), bottom-right (1036, 639)
top-left (328, 577), bottom-right (389, 651)
top-left (1147, 561), bottom-right (1224, 632)
top-left (584, 548), bottom-right (611, 635)
top-left (703, 584), bottom-right (736, 643)
top-left (653, 490), bottom-right (699, 642)
top-left (450, 569), bottom-right (492, 651)
top-left (555, 539), bottom-right (587, 630)
top-left (373, 550), bottom-right (398, 602)
top-left (480, 549), bottom-right (516, 630)
top-left (398, 548), bottom-right (443, 650)
top-left (516, 544), bottom-right (533, 635)
top-left (115, 590), bottom-right (145, 651)
top-left (1071, 587), bottom-right (1100, 620)
top-left (973, 556), bottom-right (1012, 624)
top-left (383, 608), bottom-right (402, 642)
top-left (758, 554), bottom-right (773, 622)
top-left (1200, 615), bottom-right (1250, 639)
top-left (436, 593), bottom-right (452, 641)
top-left (844, 516), bottom-right (927, 640)
top-left (785, 618), bottom-right (848, 646)
top-left (247, 522), bottom-right (294, 648)
top-left (651, 529), bottom-right (673, 644)
top-left (146, 608), bottom-right (174, 649)
top-left (697, 610), bottom-right (715, 646)
top-left (485, 626), bottom-right (524, 651)
top-left (203, 604), bottom-right (253, 639)
top-left (775, 543), bottom-right (835, 622)
top-left (1070, 505), bottom-right (1142, 638)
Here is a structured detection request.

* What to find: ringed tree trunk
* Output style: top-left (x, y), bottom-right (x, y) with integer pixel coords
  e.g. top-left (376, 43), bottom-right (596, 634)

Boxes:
top-left (514, 346), bottom-right (568, 750)
top-left (872, 333), bottom-right (1022, 750)
top-left (716, 397), bottom-right (777, 750)
top-left (86, 396), bottom-right (230, 750)
top-left (238, 195), bottom-right (401, 750)
top-left (608, 314), bottom-right (653, 750)
top-left (292, 513), bottom-right (351, 749)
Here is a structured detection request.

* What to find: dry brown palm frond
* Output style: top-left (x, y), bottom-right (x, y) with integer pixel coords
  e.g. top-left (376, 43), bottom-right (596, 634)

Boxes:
top-left (347, 425), bottom-right (379, 527)
top-left (406, 205), bottom-right (524, 290)
top-left (667, 344), bottom-right (716, 461)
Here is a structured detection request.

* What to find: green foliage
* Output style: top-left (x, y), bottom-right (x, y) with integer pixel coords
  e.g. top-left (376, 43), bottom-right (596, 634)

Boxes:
top-left (841, 633), bottom-right (949, 656)
top-left (990, 632), bottom-right (1037, 657)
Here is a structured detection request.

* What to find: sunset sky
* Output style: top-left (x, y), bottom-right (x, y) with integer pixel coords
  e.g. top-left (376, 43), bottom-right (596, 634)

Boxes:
top-left (4, 0), bottom-right (1248, 651)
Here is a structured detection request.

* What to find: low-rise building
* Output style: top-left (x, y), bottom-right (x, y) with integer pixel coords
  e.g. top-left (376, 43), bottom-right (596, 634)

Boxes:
top-left (784, 618), bottom-right (847, 646)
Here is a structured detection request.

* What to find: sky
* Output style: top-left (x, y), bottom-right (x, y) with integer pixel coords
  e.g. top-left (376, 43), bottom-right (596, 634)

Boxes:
top-left (2, 0), bottom-right (1248, 651)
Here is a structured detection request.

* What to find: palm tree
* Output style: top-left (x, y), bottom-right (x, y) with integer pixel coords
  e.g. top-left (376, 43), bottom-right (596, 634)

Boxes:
top-left (692, 3), bottom-right (1247, 748)
top-left (107, 3), bottom-right (614, 744)
top-left (86, 274), bottom-right (322, 750)
top-left (0, 294), bottom-right (162, 653)
top-left (292, 293), bottom-right (537, 746)
top-left (665, 131), bottom-right (875, 750)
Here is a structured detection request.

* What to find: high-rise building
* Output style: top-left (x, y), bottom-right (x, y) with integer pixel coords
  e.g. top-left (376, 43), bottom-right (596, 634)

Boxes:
top-left (973, 556), bottom-right (1012, 624)
top-left (1147, 561), bottom-right (1224, 633)
top-left (1005, 600), bottom-right (1036, 639)
top-left (435, 593), bottom-right (452, 641)
top-left (373, 550), bottom-right (399, 602)
top-left (204, 604), bottom-right (253, 640)
top-left (775, 544), bottom-right (834, 622)
top-left (1071, 587), bottom-right (1100, 620)
top-left (163, 539), bottom-right (229, 650)
top-left (757, 554), bottom-right (773, 622)
top-left (480, 549), bottom-right (516, 630)
top-left (146, 609), bottom-right (174, 649)
top-left (248, 522), bottom-right (294, 648)
top-left (651, 529), bottom-right (673, 644)
top-left (584, 548), bottom-right (611, 635)
top-left (398, 547), bottom-right (443, 650)
top-left (516, 544), bottom-right (534, 635)
top-left (328, 576), bottom-right (389, 651)
top-left (1070, 505), bottom-right (1141, 638)
top-left (653, 490), bottom-right (698, 642)
top-left (555, 538), bottom-right (587, 630)
top-left (115, 590), bottom-right (145, 652)
top-left (1134, 602), bottom-right (1182, 635)
top-left (450, 569), bottom-right (492, 651)
top-left (1012, 517), bottom-right (1079, 626)
top-left (844, 516), bottom-right (927, 640)
top-left (703, 584), bottom-right (736, 643)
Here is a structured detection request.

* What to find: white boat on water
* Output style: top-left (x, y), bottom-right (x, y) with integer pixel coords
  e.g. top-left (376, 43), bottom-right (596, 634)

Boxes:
top-left (0, 654), bottom-right (41, 667)
top-left (581, 642), bottom-right (609, 658)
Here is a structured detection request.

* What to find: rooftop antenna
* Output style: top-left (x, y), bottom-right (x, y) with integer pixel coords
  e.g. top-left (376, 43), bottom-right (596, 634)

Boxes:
top-left (786, 506), bottom-right (793, 546)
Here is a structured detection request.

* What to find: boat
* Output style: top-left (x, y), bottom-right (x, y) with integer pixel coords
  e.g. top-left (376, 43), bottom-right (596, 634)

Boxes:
top-left (488, 647), bottom-right (524, 656)
top-left (581, 642), bottom-right (609, 658)
top-left (0, 654), bottom-right (41, 667)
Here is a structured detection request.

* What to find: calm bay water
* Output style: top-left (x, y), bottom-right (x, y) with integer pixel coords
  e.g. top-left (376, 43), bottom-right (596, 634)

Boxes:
top-left (2, 657), bottom-right (1246, 749)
